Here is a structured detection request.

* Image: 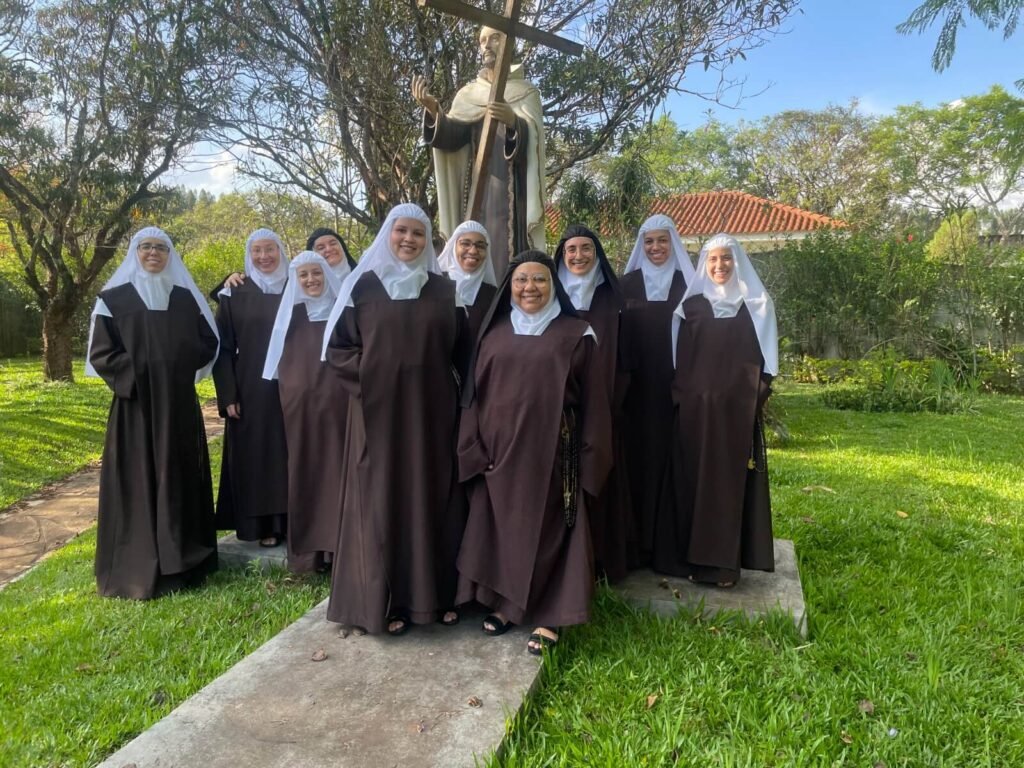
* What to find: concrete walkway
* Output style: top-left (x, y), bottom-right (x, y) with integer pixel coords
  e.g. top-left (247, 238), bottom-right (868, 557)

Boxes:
top-left (0, 402), bottom-right (223, 589)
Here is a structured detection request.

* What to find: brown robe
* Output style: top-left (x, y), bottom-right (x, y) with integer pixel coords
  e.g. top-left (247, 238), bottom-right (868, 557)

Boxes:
top-left (276, 308), bottom-right (348, 573)
top-left (465, 281), bottom-right (498, 344)
top-left (212, 281), bottom-right (289, 541)
top-left (619, 270), bottom-right (687, 566)
top-left (654, 296), bottom-right (774, 583)
top-left (575, 281), bottom-right (633, 583)
top-left (456, 315), bottom-right (612, 627)
top-left (89, 284), bottom-right (219, 599)
top-left (424, 112), bottom-right (530, 277)
top-left (325, 273), bottom-right (467, 633)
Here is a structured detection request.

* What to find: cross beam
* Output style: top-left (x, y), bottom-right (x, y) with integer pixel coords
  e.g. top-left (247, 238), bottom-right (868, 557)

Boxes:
top-left (418, 0), bottom-right (583, 56)
top-left (418, 0), bottom-right (583, 224)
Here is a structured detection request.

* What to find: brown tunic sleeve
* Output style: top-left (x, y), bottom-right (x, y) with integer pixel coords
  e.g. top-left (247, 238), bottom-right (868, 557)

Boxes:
top-left (576, 334), bottom-right (613, 499)
top-left (324, 304), bottom-right (363, 398)
top-left (198, 311), bottom-right (219, 369)
top-left (503, 116), bottom-right (528, 161)
top-left (89, 314), bottom-right (136, 399)
top-left (211, 294), bottom-right (239, 415)
top-left (423, 110), bottom-right (474, 152)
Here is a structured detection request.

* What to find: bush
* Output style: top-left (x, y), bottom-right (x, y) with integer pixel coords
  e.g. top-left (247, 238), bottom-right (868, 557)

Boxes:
top-left (819, 353), bottom-right (977, 414)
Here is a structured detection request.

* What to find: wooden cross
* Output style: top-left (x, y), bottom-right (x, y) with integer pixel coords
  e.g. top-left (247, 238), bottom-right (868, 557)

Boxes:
top-left (418, 0), bottom-right (583, 220)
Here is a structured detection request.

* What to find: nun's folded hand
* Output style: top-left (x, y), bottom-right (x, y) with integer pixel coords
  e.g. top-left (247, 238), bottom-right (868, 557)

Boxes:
top-left (224, 272), bottom-right (245, 289)
top-left (226, 403), bottom-right (241, 419)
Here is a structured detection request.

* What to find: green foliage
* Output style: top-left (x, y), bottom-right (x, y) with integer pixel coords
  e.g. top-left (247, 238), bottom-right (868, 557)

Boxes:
top-left (765, 230), bottom-right (940, 358)
top-left (926, 209), bottom-right (981, 262)
top-left (873, 86), bottom-right (1024, 230)
top-left (820, 356), bottom-right (978, 414)
top-left (629, 114), bottom-right (747, 194)
top-left (0, 358), bottom-right (217, 509)
top-left (735, 102), bottom-right (894, 222)
top-left (898, 0), bottom-right (1023, 86)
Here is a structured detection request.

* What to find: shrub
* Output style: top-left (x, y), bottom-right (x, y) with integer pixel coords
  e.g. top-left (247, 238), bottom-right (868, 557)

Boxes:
top-left (819, 354), bottom-right (977, 414)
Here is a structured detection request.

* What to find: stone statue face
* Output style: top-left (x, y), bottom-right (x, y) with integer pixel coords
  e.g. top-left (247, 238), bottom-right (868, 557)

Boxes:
top-left (479, 26), bottom-right (504, 70)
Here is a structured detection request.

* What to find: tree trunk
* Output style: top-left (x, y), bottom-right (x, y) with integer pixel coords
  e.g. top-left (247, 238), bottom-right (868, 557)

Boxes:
top-left (42, 304), bottom-right (76, 382)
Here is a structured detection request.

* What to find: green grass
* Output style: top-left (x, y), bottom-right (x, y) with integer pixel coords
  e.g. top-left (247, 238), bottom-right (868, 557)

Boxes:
top-left (0, 357), bottom-right (217, 509)
top-left (0, 533), bottom-right (329, 767)
top-left (494, 387), bottom-right (1024, 767)
top-left (2, 383), bottom-right (1023, 766)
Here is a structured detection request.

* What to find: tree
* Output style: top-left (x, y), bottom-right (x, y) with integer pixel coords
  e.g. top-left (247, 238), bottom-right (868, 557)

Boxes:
top-left (732, 103), bottom-right (894, 223)
top-left (213, 0), bottom-right (799, 228)
top-left (0, 0), bottom-right (235, 380)
top-left (873, 86), bottom-right (1024, 241)
top-left (630, 114), bottom-right (748, 194)
top-left (898, 0), bottom-right (1023, 87)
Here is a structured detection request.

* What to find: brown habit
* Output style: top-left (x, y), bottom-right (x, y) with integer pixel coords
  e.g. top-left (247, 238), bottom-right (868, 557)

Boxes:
top-left (424, 112), bottom-right (530, 277)
top-left (212, 281), bottom-right (289, 540)
top-left (655, 296), bottom-right (774, 583)
top-left (464, 281), bottom-right (498, 343)
top-left (89, 285), bottom-right (219, 599)
top-left (456, 315), bottom-right (612, 628)
top-left (325, 273), bottom-right (466, 634)
top-left (619, 269), bottom-right (687, 565)
top-left (276, 309), bottom-right (348, 572)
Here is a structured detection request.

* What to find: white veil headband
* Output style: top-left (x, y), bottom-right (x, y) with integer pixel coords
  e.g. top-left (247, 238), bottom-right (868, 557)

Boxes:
top-left (262, 251), bottom-right (341, 380)
top-left (220, 228), bottom-right (290, 297)
top-left (436, 220), bottom-right (497, 306)
top-left (85, 226), bottom-right (220, 382)
top-left (320, 203), bottom-right (445, 359)
top-left (672, 233), bottom-right (778, 375)
top-left (623, 214), bottom-right (696, 301)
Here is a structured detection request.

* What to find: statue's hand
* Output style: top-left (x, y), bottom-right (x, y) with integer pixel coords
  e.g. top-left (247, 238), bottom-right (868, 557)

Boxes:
top-left (487, 101), bottom-right (516, 128)
top-left (411, 74), bottom-right (440, 116)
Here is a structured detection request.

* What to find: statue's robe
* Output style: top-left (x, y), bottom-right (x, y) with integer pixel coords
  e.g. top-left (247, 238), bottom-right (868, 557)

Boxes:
top-left (456, 315), bottom-right (611, 628)
top-left (325, 273), bottom-right (468, 633)
top-left (276, 308), bottom-right (348, 573)
top-left (211, 281), bottom-right (290, 541)
top-left (654, 297), bottom-right (775, 583)
top-left (619, 269), bottom-right (687, 566)
top-left (425, 66), bottom-right (545, 277)
top-left (89, 284), bottom-right (219, 599)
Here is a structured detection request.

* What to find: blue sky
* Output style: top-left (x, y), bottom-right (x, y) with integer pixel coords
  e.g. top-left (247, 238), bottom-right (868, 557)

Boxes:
top-left (665, 0), bottom-right (1022, 129)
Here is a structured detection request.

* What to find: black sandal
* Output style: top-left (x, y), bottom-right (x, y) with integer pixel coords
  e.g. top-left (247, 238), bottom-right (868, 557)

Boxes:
top-left (482, 614), bottom-right (513, 636)
top-left (527, 627), bottom-right (559, 655)
top-left (386, 615), bottom-right (410, 636)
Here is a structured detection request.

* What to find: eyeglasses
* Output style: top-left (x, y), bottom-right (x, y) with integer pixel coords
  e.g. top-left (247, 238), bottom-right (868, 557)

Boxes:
top-left (457, 238), bottom-right (488, 252)
top-left (138, 243), bottom-right (170, 253)
top-left (512, 274), bottom-right (550, 287)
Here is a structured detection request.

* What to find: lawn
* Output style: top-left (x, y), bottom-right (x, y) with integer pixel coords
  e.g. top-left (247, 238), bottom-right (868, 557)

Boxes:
top-left (2, 384), bottom-right (1023, 766)
top-left (0, 357), bottom-right (217, 509)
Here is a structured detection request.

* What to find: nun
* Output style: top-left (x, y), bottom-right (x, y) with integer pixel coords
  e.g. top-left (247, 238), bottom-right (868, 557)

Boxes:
top-left (262, 251), bottom-right (345, 573)
top-left (436, 220), bottom-right (498, 341)
top-left (552, 225), bottom-right (631, 583)
top-left (322, 203), bottom-right (468, 635)
top-left (619, 215), bottom-right (696, 566)
top-left (86, 227), bottom-right (220, 599)
top-left (307, 227), bottom-right (358, 281)
top-left (212, 229), bottom-right (290, 547)
top-left (456, 251), bottom-right (612, 654)
top-left (657, 233), bottom-right (778, 586)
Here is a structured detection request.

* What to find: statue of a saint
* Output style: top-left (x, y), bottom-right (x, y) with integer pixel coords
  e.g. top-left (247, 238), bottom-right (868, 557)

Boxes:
top-left (412, 26), bottom-right (546, 274)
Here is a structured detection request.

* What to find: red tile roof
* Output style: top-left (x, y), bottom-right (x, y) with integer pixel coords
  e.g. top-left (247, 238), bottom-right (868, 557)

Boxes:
top-left (546, 190), bottom-right (845, 240)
